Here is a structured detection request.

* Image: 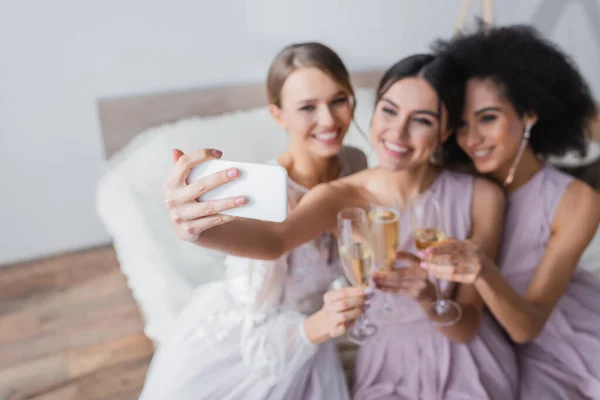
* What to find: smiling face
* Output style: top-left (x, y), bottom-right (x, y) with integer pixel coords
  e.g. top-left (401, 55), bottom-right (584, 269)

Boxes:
top-left (456, 78), bottom-right (537, 176)
top-left (270, 67), bottom-right (353, 158)
top-left (370, 77), bottom-right (450, 171)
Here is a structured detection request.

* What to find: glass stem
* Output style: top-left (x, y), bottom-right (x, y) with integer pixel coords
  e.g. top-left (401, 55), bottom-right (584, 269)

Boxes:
top-left (433, 277), bottom-right (447, 314)
top-left (352, 314), bottom-right (366, 335)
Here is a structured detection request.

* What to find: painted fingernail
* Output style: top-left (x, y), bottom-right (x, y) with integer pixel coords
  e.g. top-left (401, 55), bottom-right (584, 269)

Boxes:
top-left (212, 149), bottom-right (222, 157)
top-left (363, 286), bottom-right (374, 295)
top-left (417, 251), bottom-right (427, 258)
top-left (226, 168), bottom-right (239, 178)
top-left (420, 262), bottom-right (429, 269)
top-left (234, 196), bottom-right (247, 205)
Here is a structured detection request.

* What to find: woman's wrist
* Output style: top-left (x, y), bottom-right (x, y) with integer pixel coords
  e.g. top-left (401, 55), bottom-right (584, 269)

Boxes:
top-left (304, 310), bottom-right (329, 345)
top-left (474, 254), bottom-right (492, 287)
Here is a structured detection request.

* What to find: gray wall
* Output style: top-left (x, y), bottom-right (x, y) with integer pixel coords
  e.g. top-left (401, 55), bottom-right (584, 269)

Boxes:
top-left (0, 0), bottom-right (598, 265)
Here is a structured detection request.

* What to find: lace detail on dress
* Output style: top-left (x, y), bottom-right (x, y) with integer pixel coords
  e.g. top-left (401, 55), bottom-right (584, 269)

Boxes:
top-left (193, 147), bottom-right (367, 378)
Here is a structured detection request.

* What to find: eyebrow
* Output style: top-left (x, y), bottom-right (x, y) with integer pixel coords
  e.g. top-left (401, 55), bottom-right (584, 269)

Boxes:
top-left (296, 90), bottom-right (347, 105)
top-left (414, 110), bottom-right (440, 119)
top-left (381, 98), bottom-right (399, 108)
top-left (382, 98), bottom-right (439, 119)
top-left (474, 106), bottom-right (502, 116)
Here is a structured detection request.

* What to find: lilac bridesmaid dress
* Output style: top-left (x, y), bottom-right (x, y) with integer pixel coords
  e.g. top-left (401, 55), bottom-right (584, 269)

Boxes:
top-left (353, 170), bottom-right (518, 400)
top-left (499, 166), bottom-right (600, 399)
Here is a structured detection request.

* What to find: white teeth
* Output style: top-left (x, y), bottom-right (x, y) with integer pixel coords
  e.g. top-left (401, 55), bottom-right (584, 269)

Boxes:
top-left (384, 141), bottom-right (409, 153)
top-left (474, 148), bottom-right (492, 158)
top-left (314, 132), bottom-right (337, 140)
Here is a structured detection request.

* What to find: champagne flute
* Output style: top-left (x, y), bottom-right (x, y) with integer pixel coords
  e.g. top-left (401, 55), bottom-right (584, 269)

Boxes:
top-left (368, 206), bottom-right (400, 312)
top-left (410, 196), bottom-right (462, 326)
top-left (337, 207), bottom-right (378, 344)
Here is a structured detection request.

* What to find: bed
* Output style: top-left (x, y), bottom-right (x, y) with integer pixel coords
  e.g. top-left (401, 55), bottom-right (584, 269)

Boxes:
top-left (95, 70), bottom-right (600, 350)
top-left (97, 70), bottom-right (384, 160)
top-left (95, 69), bottom-right (384, 345)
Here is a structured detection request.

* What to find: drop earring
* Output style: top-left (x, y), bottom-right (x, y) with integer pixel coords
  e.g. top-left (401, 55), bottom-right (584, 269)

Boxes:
top-left (429, 146), bottom-right (444, 166)
top-left (504, 123), bottom-right (532, 187)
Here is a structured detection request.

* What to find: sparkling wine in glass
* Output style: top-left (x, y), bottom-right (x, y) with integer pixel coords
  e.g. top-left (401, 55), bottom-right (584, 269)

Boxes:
top-left (410, 196), bottom-right (462, 326)
top-left (368, 206), bottom-right (400, 312)
top-left (339, 242), bottom-right (372, 287)
top-left (337, 207), bottom-right (378, 343)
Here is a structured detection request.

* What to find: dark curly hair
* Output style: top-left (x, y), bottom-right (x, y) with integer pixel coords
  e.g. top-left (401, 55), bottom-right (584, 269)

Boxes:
top-left (433, 23), bottom-right (596, 165)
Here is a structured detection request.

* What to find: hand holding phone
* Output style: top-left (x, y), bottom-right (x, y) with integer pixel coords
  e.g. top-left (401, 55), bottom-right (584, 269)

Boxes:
top-left (186, 159), bottom-right (288, 222)
top-left (165, 149), bottom-right (288, 242)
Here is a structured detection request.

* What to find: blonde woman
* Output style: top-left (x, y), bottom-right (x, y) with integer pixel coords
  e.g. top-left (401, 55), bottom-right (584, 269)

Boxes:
top-left (140, 43), bottom-right (368, 400)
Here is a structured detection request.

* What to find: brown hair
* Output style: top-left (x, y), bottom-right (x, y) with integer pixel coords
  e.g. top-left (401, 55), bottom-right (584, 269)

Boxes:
top-left (266, 42), bottom-right (355, 111)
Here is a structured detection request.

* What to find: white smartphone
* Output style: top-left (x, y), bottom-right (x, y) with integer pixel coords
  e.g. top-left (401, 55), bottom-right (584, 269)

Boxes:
top-left (186, 159), bottom-right (288, 222)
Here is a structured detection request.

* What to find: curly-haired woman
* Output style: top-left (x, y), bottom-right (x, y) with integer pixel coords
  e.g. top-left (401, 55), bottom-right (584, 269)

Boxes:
top-left (426, 24), bottom-right (600, 399)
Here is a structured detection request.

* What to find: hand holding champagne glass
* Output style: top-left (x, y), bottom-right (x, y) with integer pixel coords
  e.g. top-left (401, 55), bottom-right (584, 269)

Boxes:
top-left (372, 251), bottom-right (431, 300)
top-left (337, 207), bottom-right (378, 343)
top-left (410, 196), bottom-right (462, 326)
top-left (419, 239), bottom-right (483, 284)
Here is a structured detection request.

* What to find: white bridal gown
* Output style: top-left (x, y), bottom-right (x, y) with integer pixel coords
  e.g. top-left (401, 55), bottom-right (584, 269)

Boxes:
top-left (138, 147), bottom-right (366, 400)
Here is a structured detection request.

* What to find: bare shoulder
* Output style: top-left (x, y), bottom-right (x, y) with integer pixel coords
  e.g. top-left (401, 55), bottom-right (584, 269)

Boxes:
top-left (561, 178), bottom-right (599, 208)
top-left (555, 178), bottom-right (600, 231)
top-left (333, 167), bottom-right (374, 185)
top-left (304, 176), bottom-right (359, 205)
top-left (473, 176), bottom-right (505, 207)
top-left (540, 178), bottom-right (600, 276)
top-left (469, 177), bottom-right (506, 256)
top-left (321, 168), bottom-right (374, 206)
top-left (328, 174), bottom-right (363, 198)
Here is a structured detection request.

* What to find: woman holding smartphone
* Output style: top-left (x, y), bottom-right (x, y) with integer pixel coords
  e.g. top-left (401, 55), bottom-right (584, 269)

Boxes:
top-left (139, 42), bottom-right (368, 400)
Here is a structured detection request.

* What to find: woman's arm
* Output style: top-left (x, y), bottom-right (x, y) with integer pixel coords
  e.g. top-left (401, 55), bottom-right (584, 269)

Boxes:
top-left (473, 180), bottom-right (599, 343)
top-left (375, 177), bottom-right (505, 344)
top-left (436, 177), bottom-right (505, 343)
top-left (193, 180), bottom-right (357, 260)
top-left (165, 148), bottom-right (361, 260)
top-left (234, 256), bottom-right (364, 381)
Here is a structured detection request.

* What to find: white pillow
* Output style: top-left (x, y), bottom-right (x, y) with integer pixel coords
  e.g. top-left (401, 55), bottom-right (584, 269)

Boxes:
top-left (547, 140), bottom-right (600, 168)
top-left (96, 87), bottom-right (376, 343)
top-left (580, 225), bottom-right (600, 275)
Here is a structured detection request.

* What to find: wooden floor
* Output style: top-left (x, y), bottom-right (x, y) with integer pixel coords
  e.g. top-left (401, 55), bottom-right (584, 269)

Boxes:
top-left (0, 246), bottom-right (153, 400)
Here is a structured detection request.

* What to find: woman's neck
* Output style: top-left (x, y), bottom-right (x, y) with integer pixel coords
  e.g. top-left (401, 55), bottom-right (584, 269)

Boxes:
top-left (491, 147), bottom-right (543, 193)
top-left (279, 148), bottom-right (340, 189)
top-left (373, 162), bottom-right (441, 209)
